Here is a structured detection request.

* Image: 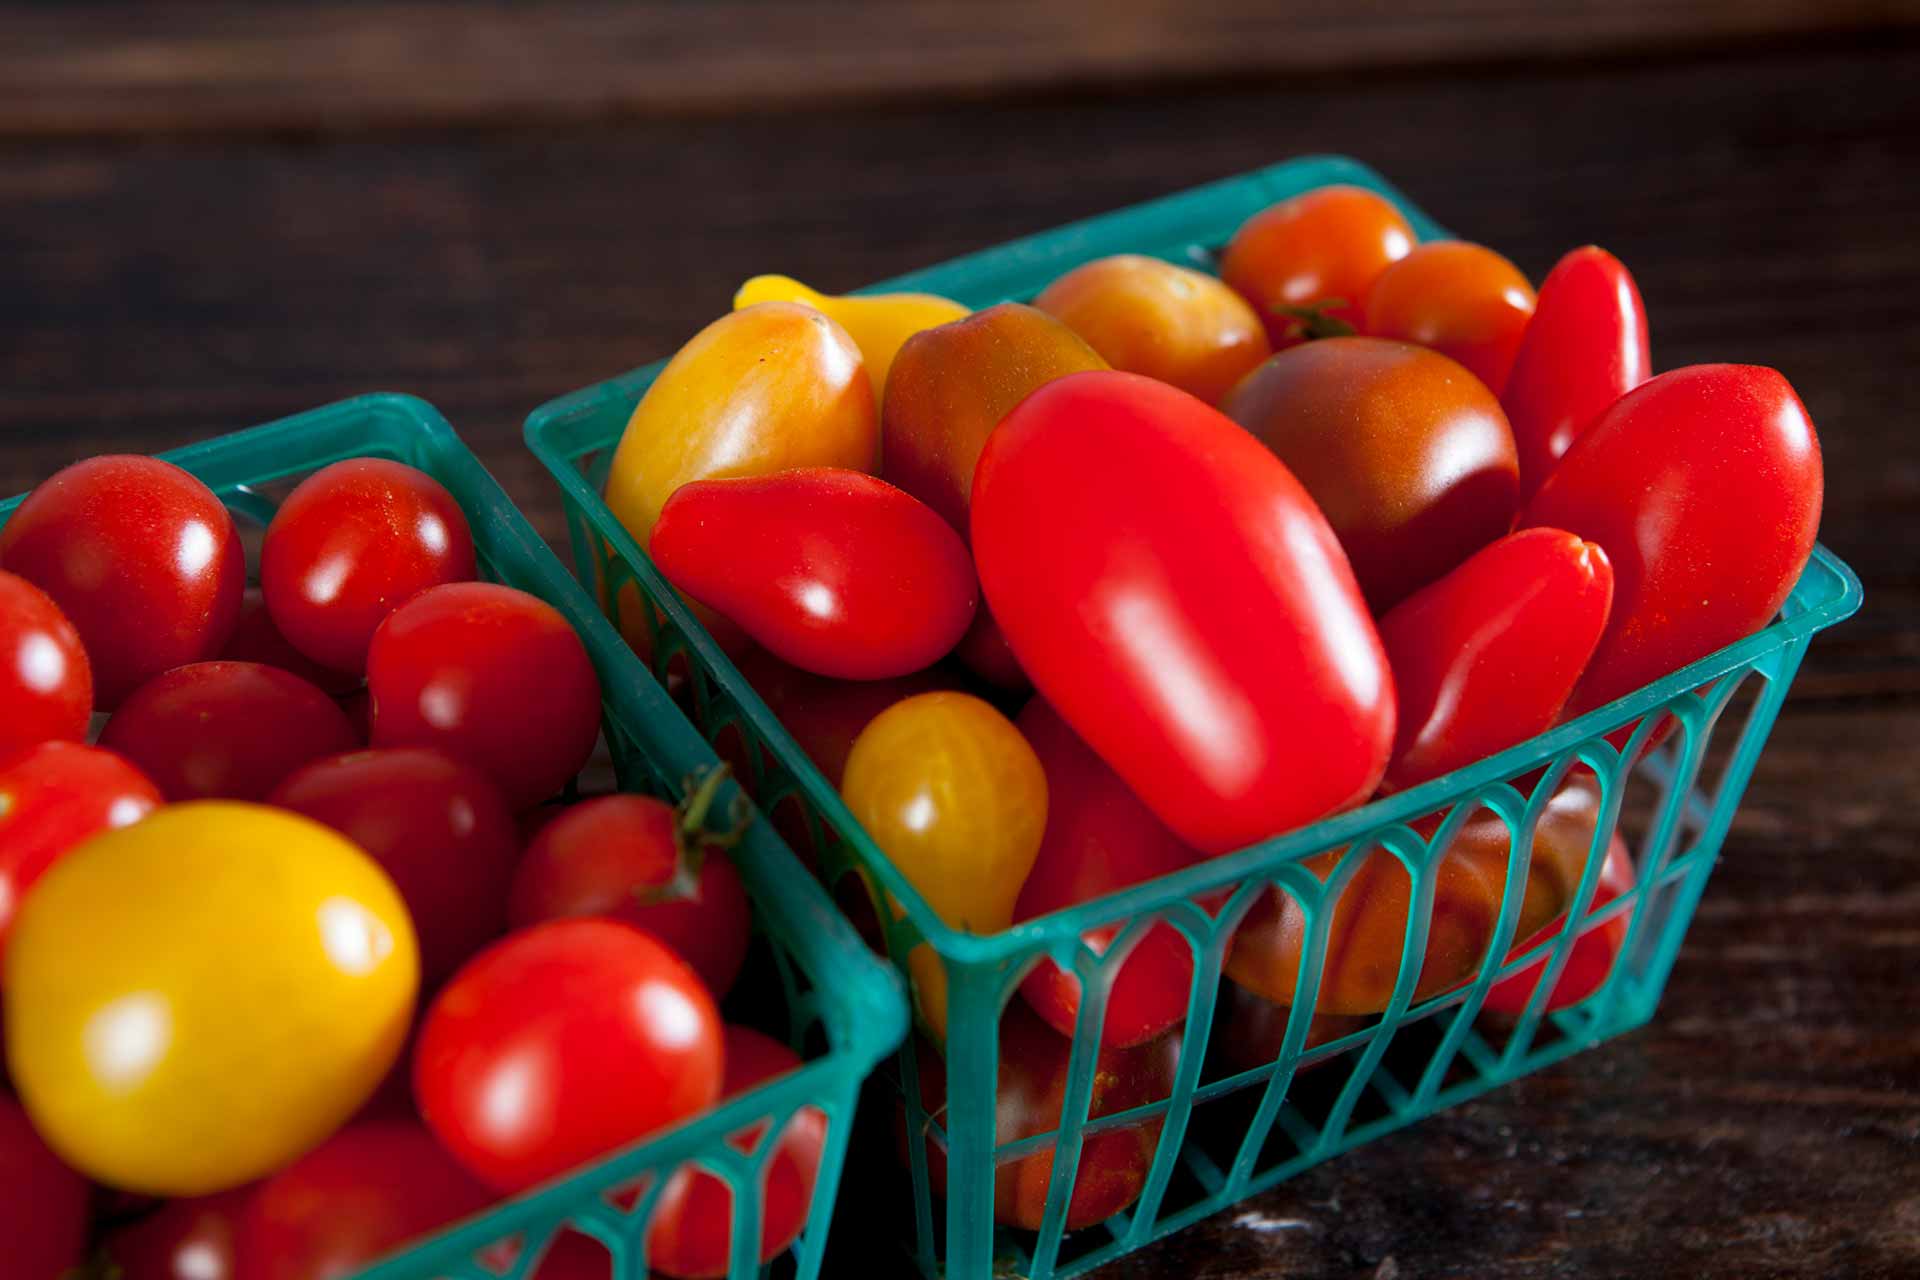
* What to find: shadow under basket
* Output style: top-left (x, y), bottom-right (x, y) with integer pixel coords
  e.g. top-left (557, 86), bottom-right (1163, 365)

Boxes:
top-left (522, 156), bottom-right (1864, 1280)
top-left (1, 393), bottom-right (907, 1280)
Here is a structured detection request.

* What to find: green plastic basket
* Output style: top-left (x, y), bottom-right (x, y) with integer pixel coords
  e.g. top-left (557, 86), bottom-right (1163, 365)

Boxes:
top-left (523, 156), bottom-right (1864, 1280)
top-left (0, 394), bottom-right (907, 1280)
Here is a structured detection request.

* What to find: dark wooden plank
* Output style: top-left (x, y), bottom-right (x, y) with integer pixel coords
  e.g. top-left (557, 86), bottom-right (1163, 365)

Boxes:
top-left (1, 42), bottom-right (1916, 1279)
top-left (2, 0), bottom-right (1919, 137)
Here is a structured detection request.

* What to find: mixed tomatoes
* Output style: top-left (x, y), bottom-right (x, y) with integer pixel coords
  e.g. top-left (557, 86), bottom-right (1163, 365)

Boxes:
top-left (595, 180), bottom-right (1823, 1234)
top-left (0, 451), bottom-right (811, 1278)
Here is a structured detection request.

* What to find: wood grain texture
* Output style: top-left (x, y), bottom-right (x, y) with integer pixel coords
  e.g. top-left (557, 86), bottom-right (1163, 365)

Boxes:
top-left (0, 31), bottom-right (1916, 1280)
top-left (2, 0), bottom-right (1919, 137)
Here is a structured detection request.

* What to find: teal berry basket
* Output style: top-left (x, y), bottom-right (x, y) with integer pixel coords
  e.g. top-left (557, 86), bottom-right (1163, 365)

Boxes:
top-left (523, 156), bottom-right (1863, 1280)
top-left (0, 394), bottom-right (907, 1280)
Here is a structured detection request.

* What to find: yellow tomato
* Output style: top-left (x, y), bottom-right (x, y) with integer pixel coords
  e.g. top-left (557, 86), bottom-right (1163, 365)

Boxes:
top-left (605, 301), bottom-right (878, 549)
top-left (3, 802), bottom-right (418, 1194)
top-left (733, 274), bottom-right (969, 404)
top-left (841, 692), bottom-right (1047, 1038)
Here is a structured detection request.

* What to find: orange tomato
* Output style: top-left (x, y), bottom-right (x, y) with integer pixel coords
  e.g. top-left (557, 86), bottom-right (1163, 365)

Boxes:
top-left (1034, 254), bottom-right (1271, 404)
top-left (1363, 241), bottom-right (1537, 396)
top-left (1224, 775), bottom-right (1606, 1015)
top-left (1218, 185), bottom-right (1414, 348)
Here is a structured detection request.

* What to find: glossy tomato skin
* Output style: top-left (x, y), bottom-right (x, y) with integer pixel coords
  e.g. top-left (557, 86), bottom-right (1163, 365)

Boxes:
top-left (415, 918), bottom-right (723, 1192)
top-left (235, 1120), bottom-right (493, 1280)
top-left (1502, 246), bottom-right (1650, 499)
top-left (841, 692), bottom-right (1048, 1038)
top-left (972, 370), bottom-right (1394, 856)
top-left (5, 802), bottom-right (419, 1194)
top-left (651, 468), bottom-right (977, 681)
top-left (1013, 699), bottom-right (1205, 1049)
top-left (0, 740), bottom-right (162, 971)
top-left (0, 1092), bottom-right (90, 1280)
top-left (881, 303), bottom-right (1106, 535)
top-left (100, 661), bottom-right (359, 802)
top-left (733, 274), bottom-right (968, 404)
top-left (103, 1187), bottom-right (254, 1280)
top-left (508, 791), bottom-right (753, 999)
top-left (1218, 185), bottom-right (1415, 347)
top-left (1483, 837), bottom-right (1633, 1015)
top-left (0, 570), bottom-right (92, 757)
top-left (1519, 364), bottom-right (1824, 719)
top-left (261, 459), bottom-right (477, 674)
top-left (1222, 336), bottom-right (1520, 611)
top-left (1033, 254), bottom-right (1271, 404)
top-left (645, 1025), bottom-right (826, 1279)
top-left (367, 582), bottom-right (602, 811)
top-left (911, 1004), bottom-right (1180, 1232)
top-left (221, 589), bottom-right (361, 697)
top-left (271, 748), bottom-right (521, 986)
top-left (1362, 241), bottom-right (1536, 396)
top-left (1379, 529), bottom-right (1614, 792)
top-left (0, 455), bottom-right (244, 708)
top-left (1226, 775), bottom-right (1606, 1014)
top-left (733, 648), bottom-right (958, 789)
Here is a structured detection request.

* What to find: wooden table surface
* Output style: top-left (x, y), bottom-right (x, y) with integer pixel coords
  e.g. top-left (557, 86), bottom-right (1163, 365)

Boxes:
top-left (4, 6), bottom-right (1918, 1276)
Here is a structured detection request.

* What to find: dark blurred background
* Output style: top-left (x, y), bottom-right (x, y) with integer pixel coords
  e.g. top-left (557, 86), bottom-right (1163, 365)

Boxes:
top-left (4, 3), bottom-right (1918, 1276)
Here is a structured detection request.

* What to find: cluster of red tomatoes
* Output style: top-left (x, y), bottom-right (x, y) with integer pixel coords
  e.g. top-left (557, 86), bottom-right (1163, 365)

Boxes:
top-left (601, 184), bottom-right (1825, 1232)
top-left (0, 457), bottom-right (820, 1278)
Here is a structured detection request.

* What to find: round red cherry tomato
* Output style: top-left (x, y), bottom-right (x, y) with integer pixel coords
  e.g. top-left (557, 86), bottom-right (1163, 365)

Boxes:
top-left (0, 455), bottom-right (244, 708)
top-left (221, 589), bottom-right (361, 697)
top-left (508, 779), bottom-right (754, 999)
top-left (0, 1091), bottom-right (91, 1280)
top-left (1520, 364), bottom-right (1824, 719)
top-left (271, 748), bottom-right (521, 986)
top-left (103, 1187), bottom-right (253, 1280)
top-left (1013, 698), bottom-right (1205, 1049)
top-left (0, 570), bottom-right (91, 758)
top-left (1362, 241), bottom-right (1536, 396)
top-left (415, 918), bottom-right (724, 1192)
top-left (910, 1003), bottom-right (1180, 1232)
top-left (651, 468), bottom-right (976, 680)
top-left (645, 1025), bottom-right (826, 1279)
top-left (1378, 528), bottom-right (1614, 792)
top-left (1218, 184), bottom-right (1415, 347)
top-left (1221, 336), bottom-right (1520, 612)
top-left (0, 740), bottom-right (162, 972)
top-left (368, 582), bottom-right (602, 811)
top-left (1483, 837), bottom-right (1634, 1015)
top-left (234, 1120), bottom-right (493, 1280)
top-left (1502, 246), bottom-right (1651, 500)
top-left (261, 459), bottom-right (478, 675)
top-left (100, 661), bottom-right (359, 802)
top-left (971, 370), bottom-right (1394, 855)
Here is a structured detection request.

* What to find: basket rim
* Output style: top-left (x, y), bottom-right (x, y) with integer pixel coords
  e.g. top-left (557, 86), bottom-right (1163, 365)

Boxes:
top-left (521, 154), bottom-right (1864, 970)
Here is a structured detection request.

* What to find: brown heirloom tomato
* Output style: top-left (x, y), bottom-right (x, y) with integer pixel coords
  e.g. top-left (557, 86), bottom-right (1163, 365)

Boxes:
top-left (881, 302), bottom-right (1106, 536)
top-left (1221, 336), bottom-right (1519, 612)
top-left (1034, 254), bottom-right (1271, 404)
top-left (907, 1003), bottom-right (1180, 1232)
top-left (1225, 775), bottom-right (1607, 1015)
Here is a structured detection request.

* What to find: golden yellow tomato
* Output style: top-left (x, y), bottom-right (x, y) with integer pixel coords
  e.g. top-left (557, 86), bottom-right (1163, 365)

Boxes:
top-left (734, 274), bottom-right (968, 404)
top-left (841, 692), bottom-right (1047, 1038)
top-left (605, 301), bottom-right (878, 549)
top-left (3, 802), bottom-right (418, 1194)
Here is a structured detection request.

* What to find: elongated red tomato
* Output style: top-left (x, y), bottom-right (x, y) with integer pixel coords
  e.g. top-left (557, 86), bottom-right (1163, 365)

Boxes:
top-left (1379, 528), bottom-right (1613, 792)
top-left (1519, 364), bottom-right (1823, 718)
top-left (971, 370), bottom-right (1394, 855)
top-left (651, 468), bottom-right (975, 680)
top-left (1483, 837), bottom-right (1633, 1015)
top-left (1503, 246), bottom-right (1651, 499)
top-left (1014, 698), bottom-right (1205, 1048)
